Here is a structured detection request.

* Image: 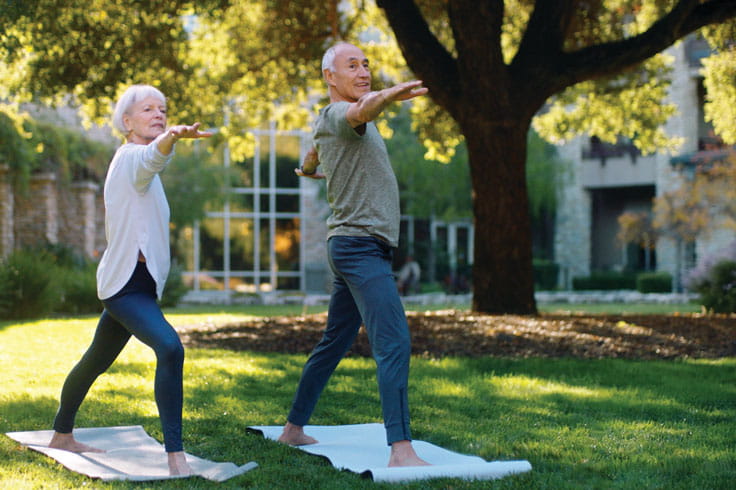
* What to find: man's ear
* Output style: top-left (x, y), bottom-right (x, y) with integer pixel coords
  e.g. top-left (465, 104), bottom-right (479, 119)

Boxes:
top-left (324, 68), bottom-right (335, 86)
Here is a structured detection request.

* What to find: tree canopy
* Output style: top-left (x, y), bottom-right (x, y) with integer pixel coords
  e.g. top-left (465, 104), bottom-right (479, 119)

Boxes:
top-left (2, 1), bottom-right (736, 313)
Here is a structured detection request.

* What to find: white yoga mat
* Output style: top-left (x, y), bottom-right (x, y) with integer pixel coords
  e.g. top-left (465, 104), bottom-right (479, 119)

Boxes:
top-left (5, 426), bottom-right (257, 482)
top-left (249, 423), bottom-right (531, 483)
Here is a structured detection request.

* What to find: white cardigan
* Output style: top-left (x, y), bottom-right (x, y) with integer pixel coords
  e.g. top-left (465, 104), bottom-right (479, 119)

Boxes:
top-left (96, 135), bottom-right (173, 300)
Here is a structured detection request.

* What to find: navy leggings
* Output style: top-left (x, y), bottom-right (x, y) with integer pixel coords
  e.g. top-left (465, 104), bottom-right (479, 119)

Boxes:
top-left (53, 262), bottom-right (185, 452)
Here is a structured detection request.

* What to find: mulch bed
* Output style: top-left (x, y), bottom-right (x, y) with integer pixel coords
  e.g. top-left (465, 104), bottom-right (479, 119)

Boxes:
top-left (178, 310), bottom-right (736, 360)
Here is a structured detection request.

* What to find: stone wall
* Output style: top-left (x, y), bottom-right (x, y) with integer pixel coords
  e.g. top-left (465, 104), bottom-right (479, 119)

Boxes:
top-left (1, 167), bottom-right (102, 260)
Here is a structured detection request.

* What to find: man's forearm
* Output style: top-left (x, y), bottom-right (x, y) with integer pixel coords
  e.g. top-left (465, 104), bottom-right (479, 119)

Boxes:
top-left (350, 90), bottom-right (391, 125)
top-left (300, 147), bottom-right (320, 174)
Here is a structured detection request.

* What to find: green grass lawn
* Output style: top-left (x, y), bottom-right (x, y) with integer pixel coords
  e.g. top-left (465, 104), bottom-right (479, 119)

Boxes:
top-left (1, 309), bottom-right (733, 489)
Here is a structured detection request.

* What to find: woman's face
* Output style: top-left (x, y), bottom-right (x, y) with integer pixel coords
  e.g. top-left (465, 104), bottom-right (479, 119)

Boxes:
top-left (123, 96), bottom-right (167, 144)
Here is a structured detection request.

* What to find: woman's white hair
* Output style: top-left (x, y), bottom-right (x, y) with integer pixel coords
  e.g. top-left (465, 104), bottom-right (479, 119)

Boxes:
top-left (111, 85), bottom-right (166, 135)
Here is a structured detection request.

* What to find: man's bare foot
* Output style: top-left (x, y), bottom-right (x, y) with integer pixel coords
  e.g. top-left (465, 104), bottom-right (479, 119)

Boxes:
top-left (277, 422), bottom-right (318, 446)
top-left (388, 440), bottom-right (431, 467)
top-left (168, 451), bottom-right (193, 476)
top-left (48, 432), bottom-right (105, 453)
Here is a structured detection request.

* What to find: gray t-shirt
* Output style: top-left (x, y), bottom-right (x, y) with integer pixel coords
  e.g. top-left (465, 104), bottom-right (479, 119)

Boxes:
top-left (314, 101), bottom-right (400, 247)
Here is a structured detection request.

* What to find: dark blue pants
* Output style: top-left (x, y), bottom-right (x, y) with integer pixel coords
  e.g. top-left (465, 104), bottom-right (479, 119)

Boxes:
top-left (53, 262), bottom-right (185, 452)
top-left (287, 236), bottom-right (412, 444)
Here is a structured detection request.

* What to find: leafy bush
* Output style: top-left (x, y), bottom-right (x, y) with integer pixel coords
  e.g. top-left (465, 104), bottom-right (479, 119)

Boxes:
top-left (636, 272), bottom-right (673, 293)
top-left (57, 262), bottom-right (101, 315)
top-left (533, 259), bottom-right (559, 290)
top-left (687, 259), bottom-right (736, 313)
top-left (0, 109), bottom-right (111, 192)
top-left (0, 249), bottom-right (60, 319)
top-left (572, 271), bottom-right (637, 290)
top-left (160, 260), bottom-right (188, 308)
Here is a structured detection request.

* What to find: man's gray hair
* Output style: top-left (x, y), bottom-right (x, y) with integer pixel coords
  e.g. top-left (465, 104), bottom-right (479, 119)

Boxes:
top-left (321, 42), bottom-right (355, 78)
top-left (112, 84), bottom-right (166, 135)
top-left (321, 45), bottom-right (339, 75)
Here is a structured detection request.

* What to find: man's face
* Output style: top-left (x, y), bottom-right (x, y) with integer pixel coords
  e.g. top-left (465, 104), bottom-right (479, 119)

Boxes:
top-left (326, 44), bottom-right (371, 102)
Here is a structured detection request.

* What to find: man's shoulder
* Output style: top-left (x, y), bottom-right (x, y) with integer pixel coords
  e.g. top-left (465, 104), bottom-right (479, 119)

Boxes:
top-left (315, 102), bottom-right (357, 141)
top-left (318, 101), bottom-right (350, 121)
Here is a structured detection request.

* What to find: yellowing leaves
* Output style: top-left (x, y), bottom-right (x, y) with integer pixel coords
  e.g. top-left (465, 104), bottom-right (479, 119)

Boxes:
top-left (702, 49), bottom-right (736, 145)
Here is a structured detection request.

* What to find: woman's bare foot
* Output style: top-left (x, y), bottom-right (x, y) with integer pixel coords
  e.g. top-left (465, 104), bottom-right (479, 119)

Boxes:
top-left (168, 451), bottom-right (193, 476)
top-left (277, 422), bottom-right (318, 445)
top-left (388, 440), bottom-right (431, 467)
top-left (48, 432), bottom-right (105, 453)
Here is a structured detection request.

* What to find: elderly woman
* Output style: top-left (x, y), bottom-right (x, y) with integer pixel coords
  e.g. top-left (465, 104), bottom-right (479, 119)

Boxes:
top-left (48, 84), bottom-right (211, 476)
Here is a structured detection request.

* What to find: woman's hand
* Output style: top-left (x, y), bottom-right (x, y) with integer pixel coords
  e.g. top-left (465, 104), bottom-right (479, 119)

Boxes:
top-left (157, 123), bottom-right (212, 155)
top-left (167, 122), bottom-right (213, 141)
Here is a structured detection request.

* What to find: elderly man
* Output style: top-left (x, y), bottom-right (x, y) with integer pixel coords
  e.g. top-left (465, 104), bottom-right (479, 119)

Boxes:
top-left (278, 42), bottom-right (429, 467)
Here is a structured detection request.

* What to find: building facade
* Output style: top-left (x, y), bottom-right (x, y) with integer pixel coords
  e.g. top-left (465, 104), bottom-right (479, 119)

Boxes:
top-left (554, 36), bottom-right (735, 290)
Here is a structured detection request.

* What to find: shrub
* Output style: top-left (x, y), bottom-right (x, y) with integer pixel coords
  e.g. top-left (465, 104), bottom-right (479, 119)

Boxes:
top-left (57, 262), bottom-right (101, 315)
top-left (636, 272), bottom-right (673, 293)
top-left (160, 260), bottom-right (188, 308)
top-left (572, 271), bottom-right (637, 290)
top-left (0, 249), bottom-right (60, 319)
top-left (688, 259), bottom-right (736, 313)
top-left (533, 259), bottom-right (559, 290)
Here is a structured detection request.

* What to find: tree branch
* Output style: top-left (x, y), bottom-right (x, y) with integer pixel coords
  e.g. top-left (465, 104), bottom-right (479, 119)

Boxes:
top-left (558, 0), bottom-right (736, 88)
top-left (515, 0), bottom-right (578, 63)
top-left (448, 0), bottom-right (506, 85)
top-left (376, 0), bottom-right (461, 114)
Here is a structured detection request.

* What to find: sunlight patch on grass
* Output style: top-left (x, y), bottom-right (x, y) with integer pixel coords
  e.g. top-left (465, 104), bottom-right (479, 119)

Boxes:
top-left (424, 378), bottom-right (474, 397)
top-left (491, 374), bottom-right (608, 400)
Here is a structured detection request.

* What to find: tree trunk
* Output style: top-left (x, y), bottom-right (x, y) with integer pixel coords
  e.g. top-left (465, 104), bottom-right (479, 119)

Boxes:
top-left (463, 118), bottom-right (537, 314)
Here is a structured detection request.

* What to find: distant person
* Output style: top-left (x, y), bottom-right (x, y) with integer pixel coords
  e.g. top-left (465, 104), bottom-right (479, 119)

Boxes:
top-left (48, 84), bottom-right (212, 476)
top-left (278, 42), bottom-right (430, 467)
top-left (397, 255), bottom-right (421, 296)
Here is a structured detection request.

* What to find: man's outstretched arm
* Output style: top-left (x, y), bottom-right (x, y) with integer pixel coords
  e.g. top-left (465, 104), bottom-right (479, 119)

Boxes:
top-left (346, 80), bottom-right (428, 128)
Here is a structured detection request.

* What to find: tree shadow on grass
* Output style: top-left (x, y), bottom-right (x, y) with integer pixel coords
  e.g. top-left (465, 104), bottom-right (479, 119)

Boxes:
top-left (177, 311), bottom-right (736, 361)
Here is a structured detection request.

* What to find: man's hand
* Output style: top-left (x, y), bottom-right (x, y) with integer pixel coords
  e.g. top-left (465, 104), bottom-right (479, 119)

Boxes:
top-left (383, 80), bottom-right (428, 102)
top-left (295, 147), bottom-right (325, 179)
top-left (294, 168), bottom-right (326, 179)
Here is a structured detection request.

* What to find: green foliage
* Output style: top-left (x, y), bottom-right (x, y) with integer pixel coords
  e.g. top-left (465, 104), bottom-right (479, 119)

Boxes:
top-left (533, 259), bottom-right (559, 291)
top-left (526, 129), bottom-right (567, 221)
top-left (689, 259), bottom-right (736, 313)
top-left (56, 262), bottom-right (101, 316)
top-left (163, 142), bottom-right (227, 231)
top-left (533, 55), bottom-right (681, 154)
top-left (34, 243), bottom-right (102, 316)
top-left (25, 120), bottom-right (112, 181)
top-left (0, 110), bottom-right (32, 184)
top-left (160, 260), bottom-right (188, 308)
top-left (385, 108), bottom-right (471, 220)
top-left (636, 271), bottom-right (673, 294)
top-left (0, 109), bottom-right (111, 189)
top-left (0, 248), bottom-right (60, 319)
top-left (0, 243), bottom-right (104, 319)
top-left (572, 271), bottom-right (638, 291)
